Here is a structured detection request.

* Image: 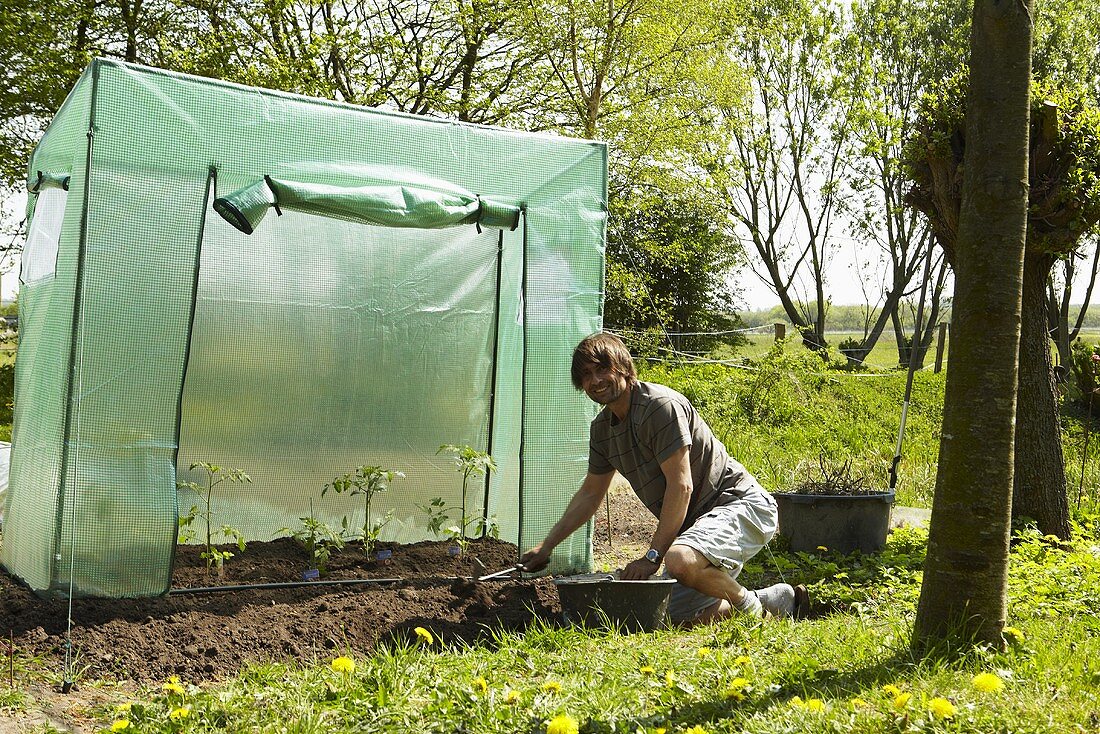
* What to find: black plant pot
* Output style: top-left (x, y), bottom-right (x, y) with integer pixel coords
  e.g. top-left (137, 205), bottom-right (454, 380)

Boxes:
top-left (774, 491), bottom-right (895, 554)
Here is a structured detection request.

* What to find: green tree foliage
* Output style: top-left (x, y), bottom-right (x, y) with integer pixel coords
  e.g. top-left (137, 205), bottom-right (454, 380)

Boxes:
top-left (605, 188), bottom-right (744, 355)
top-left (1033, 0), bottom-right (1100, 99)
top-left (158, 0), bottom-right (542, 124)
top-left (0, 0), bottom-right (96, 193)
top-left (520, 0), bottom-right (733, 141)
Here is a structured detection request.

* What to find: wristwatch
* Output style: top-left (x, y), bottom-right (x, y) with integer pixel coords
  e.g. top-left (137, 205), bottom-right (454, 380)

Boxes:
top-left (645, 548), bottom-right (661, 564)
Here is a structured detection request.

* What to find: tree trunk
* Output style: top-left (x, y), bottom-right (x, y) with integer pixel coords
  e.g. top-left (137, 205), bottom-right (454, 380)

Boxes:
top-left (912, 0), bottom-right (1032, 654)
top-left (1013, 251), bottom-right (1070, 537)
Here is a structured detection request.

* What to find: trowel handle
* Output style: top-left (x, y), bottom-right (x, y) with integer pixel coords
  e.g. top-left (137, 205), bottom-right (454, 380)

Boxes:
top-left (477, 564), bottom-right (523, 581)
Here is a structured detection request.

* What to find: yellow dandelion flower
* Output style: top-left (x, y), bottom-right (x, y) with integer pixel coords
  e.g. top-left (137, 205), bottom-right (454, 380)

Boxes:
top-left (664, 670), bottom-right (676, 687)
top-left (971, 672), bottom-right (1005, 693)
top-left (542, 680), bottom-right (562, 693)
top-left (546, 713), bottom-right (579, 734)
top-left (881, 684), bottom-right (901, 697)
top-left (849, 697), bottom-right (868, 709)
top-left (723, 677), bottom-right (749, 701)
top-left (1002, 626), bottom-right (1025, 643)
top-left (929, 697), bottom-right (957, 719)
top-left (168, 675), bottom-right (181, 684)
top-left (683, 726), bottom-right (708, 734)
top-left (696, 647), bottom-right (711, 658)
top-left (892, 692), bottom-right (912, 710)
top-left (805, 699), bottom-right (826, 712)
top-left (639, 665), bottom-right (656, 675)
top-left (115, 702), bottom-right (133, 713)
top-left (110, 720), bottom-right (131, 732)
top-left (504, 689), bottom-right (521, 705)
top-left (169, 707), bottom-right (191, 721)
top-left (653, 728), bottom-right (667, 734)
top-left (734, 655), bottom-right (752, 666)
top-left (330, 656), bottom-right (355, 675)
top-left (414, 626), bottom-right (434, 645)
top-left (162, 681), bottom-right (185, 696)
top-left (790, 696), bottom-right (805, 708)
top-left (473, 676), bottom-right (489, 694)
top-left (816, 545), bottom-right (828, 552)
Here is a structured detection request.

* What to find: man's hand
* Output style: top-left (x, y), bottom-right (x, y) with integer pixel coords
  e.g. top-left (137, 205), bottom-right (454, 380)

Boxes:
top-left (620, 557), bottom-right (659, 580)
top-left (519, 544), bottom-right (552, 573)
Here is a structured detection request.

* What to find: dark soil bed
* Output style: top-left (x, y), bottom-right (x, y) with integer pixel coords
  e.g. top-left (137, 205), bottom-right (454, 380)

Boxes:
top-left (0, 485), bottom-right (656, 685)
top-left (0, 538), bottom-right (558, 683)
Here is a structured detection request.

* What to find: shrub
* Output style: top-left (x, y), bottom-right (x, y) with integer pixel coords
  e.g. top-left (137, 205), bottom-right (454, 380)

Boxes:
top-left (1070, 338), bottom-right (1100, 409)
top-left (0, 363), bottom-right (12, 424)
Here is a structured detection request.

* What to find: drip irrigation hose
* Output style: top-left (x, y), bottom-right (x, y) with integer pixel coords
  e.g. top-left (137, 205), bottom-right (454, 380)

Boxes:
top-left (165, 573), bottom-right (528, 596)
top-left (168, 577), bottom-right (406, 595)
top-left (890, 242), bottom-right (936, 492)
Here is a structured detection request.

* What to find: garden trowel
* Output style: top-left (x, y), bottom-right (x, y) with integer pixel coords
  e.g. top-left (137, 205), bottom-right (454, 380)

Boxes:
top-left (476, 564), bottom-right (524, 582)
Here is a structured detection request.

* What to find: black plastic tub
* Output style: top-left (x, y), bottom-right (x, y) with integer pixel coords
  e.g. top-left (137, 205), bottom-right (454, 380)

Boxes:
top-left (774, 491), bottom-right (895, 554)
top-left (553, 574), bottom-right (676, 632)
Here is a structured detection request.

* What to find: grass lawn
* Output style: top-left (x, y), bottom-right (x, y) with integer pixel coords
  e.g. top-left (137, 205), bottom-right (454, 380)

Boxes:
top-left (40, 523), bottom-right (1100, 733)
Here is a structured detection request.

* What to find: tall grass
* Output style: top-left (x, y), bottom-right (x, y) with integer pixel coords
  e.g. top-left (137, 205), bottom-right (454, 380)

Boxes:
top-left (641, 344), bottom-right (945, 507)
top-left (642, 337), bottom-right (1098, 511)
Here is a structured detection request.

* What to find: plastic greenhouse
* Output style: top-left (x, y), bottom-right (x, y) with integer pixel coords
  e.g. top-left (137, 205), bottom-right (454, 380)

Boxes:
top-left (3, 59), bottom-right (607, 598)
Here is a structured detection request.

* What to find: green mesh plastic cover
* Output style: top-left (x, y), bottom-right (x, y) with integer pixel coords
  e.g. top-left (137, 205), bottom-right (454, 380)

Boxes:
top-left (1, 59), bottom-right (606, 598)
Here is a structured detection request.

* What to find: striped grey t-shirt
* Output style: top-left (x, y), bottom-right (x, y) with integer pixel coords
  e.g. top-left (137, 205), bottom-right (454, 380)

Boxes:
top-left (588, 381), bottom-right (765, 532)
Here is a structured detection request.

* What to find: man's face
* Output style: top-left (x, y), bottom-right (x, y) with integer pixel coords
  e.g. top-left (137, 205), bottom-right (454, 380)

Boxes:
top-left (579, 363), bottom-right (628, 405)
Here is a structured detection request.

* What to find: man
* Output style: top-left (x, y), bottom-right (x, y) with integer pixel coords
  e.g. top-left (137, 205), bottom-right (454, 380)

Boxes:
top-left (520, 332), bottom-right (807, 625)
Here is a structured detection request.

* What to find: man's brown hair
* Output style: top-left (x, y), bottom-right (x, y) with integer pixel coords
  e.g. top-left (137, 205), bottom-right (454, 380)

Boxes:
top-left (571, 332), bottom-right (637, 389)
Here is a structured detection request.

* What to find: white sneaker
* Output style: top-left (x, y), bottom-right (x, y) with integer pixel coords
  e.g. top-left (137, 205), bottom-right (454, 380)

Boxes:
top-left (756, 583), bottom-right (794, 617)
top-left (756, 583), bottom-right (809, 619)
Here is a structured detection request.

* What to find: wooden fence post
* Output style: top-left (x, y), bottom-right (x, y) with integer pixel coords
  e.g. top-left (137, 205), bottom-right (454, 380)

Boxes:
top-left (774, 323), bottom-right (786, 342)
top-left (934, 323), bottom-right (948, 373)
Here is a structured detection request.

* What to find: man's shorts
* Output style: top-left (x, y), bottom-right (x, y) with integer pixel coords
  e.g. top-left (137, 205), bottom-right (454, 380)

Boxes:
top-left (666, 490), bottom-right (778, 622)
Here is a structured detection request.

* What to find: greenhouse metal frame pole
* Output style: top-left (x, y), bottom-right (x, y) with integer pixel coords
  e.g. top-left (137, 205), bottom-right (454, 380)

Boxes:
top-left (518, 208), bottom-right (528, 553)
top-left (52, 61), bottom-right (100, 595)
top-left (481, 229), bottom-right (504, 534)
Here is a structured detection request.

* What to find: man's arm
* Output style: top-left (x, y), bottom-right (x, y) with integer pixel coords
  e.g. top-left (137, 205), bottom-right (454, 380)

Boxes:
top-left (519, 470), bottom-right (616, 572)
top-left (620, 445), bottom-right (692, 580)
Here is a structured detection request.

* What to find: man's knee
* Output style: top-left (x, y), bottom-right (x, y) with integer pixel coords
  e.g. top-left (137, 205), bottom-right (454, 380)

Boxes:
top-left (663, 544), bottom-right (706, 582)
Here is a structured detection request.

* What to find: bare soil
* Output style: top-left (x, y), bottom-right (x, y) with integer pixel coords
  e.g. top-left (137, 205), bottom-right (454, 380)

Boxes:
top-left (0, 483), bottom-right (656, 688)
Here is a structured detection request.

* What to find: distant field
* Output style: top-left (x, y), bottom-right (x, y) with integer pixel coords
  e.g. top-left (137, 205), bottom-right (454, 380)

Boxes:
top-left (711, 328), bottom-right (947, 370)
top-left (711, 327), bottom-right (1100, 372)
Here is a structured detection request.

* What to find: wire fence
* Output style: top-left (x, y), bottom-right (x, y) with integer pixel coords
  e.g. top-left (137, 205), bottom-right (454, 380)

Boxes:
top-left (605, 323), bottom-right (945, 377)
